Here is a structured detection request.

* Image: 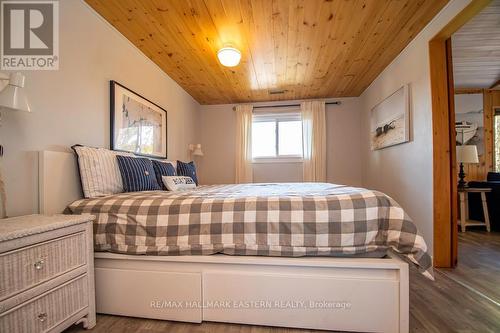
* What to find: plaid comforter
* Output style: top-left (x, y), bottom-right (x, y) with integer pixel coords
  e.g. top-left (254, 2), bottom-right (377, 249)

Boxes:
top-left (68, 183), bottom-right (433, 278)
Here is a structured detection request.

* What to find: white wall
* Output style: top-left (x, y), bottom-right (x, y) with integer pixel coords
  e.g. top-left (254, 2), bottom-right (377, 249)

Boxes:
top-left (455, 94), bottom-right (483, 115)
top-left (0, 0), bottom-right (474, 256)
top-left (198, 98), bottom-right (362, 186)
top-left (0, 0), bottom-right (200, 216)
top-left (359, 0), bottom-right (473, 253)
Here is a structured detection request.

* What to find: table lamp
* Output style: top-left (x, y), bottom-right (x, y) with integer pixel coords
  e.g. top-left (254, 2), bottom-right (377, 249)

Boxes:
top-left (456, 145), bottom-right (479, 188)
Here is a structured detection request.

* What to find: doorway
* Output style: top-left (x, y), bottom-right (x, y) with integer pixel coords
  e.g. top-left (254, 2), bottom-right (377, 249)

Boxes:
top-left (430, 0), bottom-right (495, 268)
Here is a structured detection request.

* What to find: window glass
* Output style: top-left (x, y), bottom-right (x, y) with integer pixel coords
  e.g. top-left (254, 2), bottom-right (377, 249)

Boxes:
top-left (278, 121), bottom-right (303, 156)
top-left (252, 121), bottom-right (276, 157)
top-left (251, 111), bottom-right (303, 160)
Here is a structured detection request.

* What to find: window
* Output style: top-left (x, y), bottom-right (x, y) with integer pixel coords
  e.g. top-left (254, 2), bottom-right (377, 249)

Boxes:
top-left (252, 111), bottom-right (303, 161)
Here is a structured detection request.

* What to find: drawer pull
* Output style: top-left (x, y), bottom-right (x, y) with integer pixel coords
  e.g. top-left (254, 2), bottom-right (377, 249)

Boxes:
top-left (37, 312), bottom-right (48, 322)
top-left (34, 259), bottom-right (45, 270)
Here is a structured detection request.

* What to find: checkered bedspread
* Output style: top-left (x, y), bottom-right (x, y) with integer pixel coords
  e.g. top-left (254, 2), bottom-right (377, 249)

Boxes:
top-left (68, 183), bottom-right (433, 278)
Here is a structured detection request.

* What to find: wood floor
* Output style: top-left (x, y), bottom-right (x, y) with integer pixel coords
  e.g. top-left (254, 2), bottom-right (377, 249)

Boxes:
top-left (440, 231), bottom-right (500, 303)
top-left (66, 232), bottom-right (500, 333)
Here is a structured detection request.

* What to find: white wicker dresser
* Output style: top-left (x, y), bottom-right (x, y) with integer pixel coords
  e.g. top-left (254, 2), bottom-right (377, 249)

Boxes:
top-left (0, 214), bottom-right (96, 332)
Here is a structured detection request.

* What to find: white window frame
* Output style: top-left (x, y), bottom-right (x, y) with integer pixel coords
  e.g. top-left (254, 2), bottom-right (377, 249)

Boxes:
top-left (252, 111), bottom-right (303, 163)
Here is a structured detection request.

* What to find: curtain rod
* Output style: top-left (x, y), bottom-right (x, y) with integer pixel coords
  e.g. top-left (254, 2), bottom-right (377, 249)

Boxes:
top-left (232, 101), bottom-right (341, 111)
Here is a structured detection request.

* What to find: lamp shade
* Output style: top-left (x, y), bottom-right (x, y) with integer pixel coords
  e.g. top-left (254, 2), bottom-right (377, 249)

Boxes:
top-left (217, 47), bottom-right (241, 67)
top-left (189, 143), bottom-right (204, 157)
top-left (456, 145), bottom-right (479, 164)
top-left (193, 144), bottom-right (204, 156)
top-left (0, 73), bottom-right (31, 112)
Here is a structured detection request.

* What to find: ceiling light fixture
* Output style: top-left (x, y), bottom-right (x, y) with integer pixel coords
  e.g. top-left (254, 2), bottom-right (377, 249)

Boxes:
top-left (217, 46), bottom-right (241, 67)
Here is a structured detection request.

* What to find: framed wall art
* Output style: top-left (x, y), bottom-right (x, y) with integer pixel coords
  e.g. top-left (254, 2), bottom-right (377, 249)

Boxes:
top-left (370, 85), bottom-right (410, 150)
top-left (110, 80), bottom-right (167, 158)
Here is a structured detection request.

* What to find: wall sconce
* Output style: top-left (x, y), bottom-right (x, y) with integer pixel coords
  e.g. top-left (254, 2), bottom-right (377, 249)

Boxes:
top-left (0, 72), bottom-right (31, 113)
top-left (188, 144), bottom-right (204, 157)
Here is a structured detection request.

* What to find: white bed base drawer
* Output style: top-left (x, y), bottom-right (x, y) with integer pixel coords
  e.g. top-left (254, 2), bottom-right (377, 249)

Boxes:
top-left (94, 254), bottom-right (408, 333)
top-left (203, 271), bottom-right (399, 333)
top-left (95, 268), bottom-right (202, 322)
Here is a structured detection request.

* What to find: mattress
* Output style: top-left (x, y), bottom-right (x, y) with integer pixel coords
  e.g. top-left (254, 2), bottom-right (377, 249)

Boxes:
top-left (68, 183), bottom-right (433, 278)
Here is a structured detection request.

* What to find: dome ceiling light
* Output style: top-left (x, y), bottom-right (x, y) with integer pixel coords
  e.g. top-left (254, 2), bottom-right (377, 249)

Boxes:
top-left (217, 46), bottom-right (241, 67)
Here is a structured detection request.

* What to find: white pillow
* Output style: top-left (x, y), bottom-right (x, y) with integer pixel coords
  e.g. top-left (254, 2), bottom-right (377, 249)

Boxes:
top-left (73, 145), bottom-right (133, 198)
top-left (162, 176), bottom-right (196, 191)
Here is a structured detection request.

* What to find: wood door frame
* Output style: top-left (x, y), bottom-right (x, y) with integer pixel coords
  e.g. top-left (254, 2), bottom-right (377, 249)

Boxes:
top-left (484, 90), bottom-right (500, 172)
top-left (430, 0), bottom-right (491, 268)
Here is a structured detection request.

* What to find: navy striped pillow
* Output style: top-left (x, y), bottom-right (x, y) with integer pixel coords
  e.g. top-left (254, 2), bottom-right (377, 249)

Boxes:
top-left (116, 156), bottom-right (161, 192)
top-left (177, 160), bottom-right (198, 185)
top-left (152, 160), bottom-right (176, 190)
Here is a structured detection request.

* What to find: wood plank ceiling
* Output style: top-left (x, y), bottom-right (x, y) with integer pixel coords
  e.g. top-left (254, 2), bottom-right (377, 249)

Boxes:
top-left (86, 0), bottom-right (449, 104)
top-left (452, 0), bottom-right (500, 89)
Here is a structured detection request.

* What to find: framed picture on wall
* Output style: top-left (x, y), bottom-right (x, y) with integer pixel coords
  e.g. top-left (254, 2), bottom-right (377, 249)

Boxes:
top-left (370, 84), bottom-right (410, 150)
top-left (110, 80), bottom-right (167, 158)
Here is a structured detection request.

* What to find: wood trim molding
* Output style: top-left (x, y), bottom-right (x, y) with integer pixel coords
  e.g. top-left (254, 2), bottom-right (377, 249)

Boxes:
top-left (430, 0), bottom-right (492, 268)
top-left (454, 88), bottom-right (483, 94)
top-left (430, 38), bottom-right (454, 267)
top-left (483, 90), bottom-right (495, 174)
top-left (485, 90), bottom-right (500, 171)
top-left (446, 39), bottom-right (458, 267)
top-left (489, 79), bottom-right (500, 90)
top-left (433, 0), bottom-right (492, 41)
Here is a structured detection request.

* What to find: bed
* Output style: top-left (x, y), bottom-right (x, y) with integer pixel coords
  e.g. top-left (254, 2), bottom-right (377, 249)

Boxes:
top-left (39, 150), bottom-right (433, 333)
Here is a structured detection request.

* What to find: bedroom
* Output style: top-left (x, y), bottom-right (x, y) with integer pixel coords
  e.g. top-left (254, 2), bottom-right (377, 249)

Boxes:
top-left (0, 0), bottom-right (498, 332)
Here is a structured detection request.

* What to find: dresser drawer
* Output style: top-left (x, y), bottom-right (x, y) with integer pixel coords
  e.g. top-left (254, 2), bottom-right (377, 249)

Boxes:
top-left (0, 275), bottom-right (88, 333)
top-left (0, 232), bottom-right (87, 300)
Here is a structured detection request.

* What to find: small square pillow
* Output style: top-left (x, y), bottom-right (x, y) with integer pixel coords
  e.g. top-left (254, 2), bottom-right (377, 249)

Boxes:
top-left (177, 161), bottom-right (198, 185)
top-left (116, 156), bottom-right (161, 192)
top-left (162, 176), bottom-right (197, 191)
top-left (152, 160), bottom-right (177, 190)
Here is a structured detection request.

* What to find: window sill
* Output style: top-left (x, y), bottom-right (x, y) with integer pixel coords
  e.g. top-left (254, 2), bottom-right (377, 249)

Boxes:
top-left (252, 158), bottom-right (303, 164)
